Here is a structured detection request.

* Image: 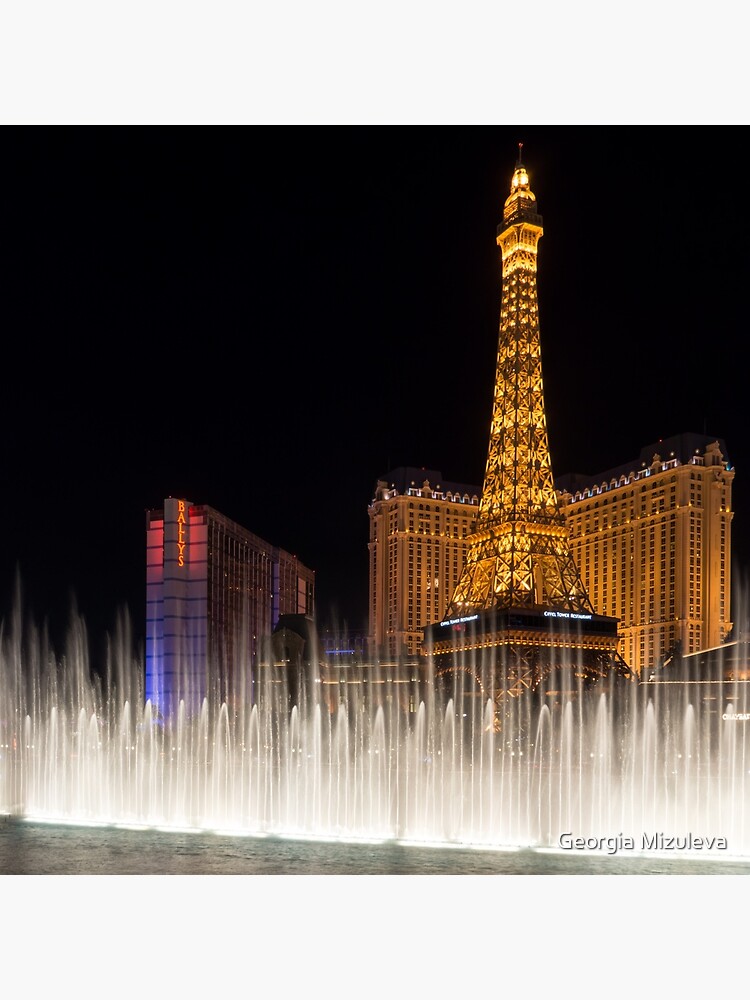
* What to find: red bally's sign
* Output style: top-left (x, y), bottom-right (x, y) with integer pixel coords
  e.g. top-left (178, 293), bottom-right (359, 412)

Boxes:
top-left (177, 500), bottom-right (187, 567)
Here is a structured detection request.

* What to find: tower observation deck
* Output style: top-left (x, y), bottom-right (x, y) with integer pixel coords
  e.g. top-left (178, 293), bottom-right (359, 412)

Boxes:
top-left (423, 148), bottom-right (633, 702)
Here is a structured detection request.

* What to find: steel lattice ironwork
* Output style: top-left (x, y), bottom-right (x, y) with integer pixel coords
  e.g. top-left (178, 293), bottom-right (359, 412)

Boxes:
top-left (426, 148), bottom-right (632, 700)
top-left (447, 151), bottom-right (590, 618)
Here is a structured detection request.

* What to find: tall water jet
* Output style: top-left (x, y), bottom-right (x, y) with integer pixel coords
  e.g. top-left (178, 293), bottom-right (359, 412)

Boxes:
top-left (2, 588), bottom-right (750, 859)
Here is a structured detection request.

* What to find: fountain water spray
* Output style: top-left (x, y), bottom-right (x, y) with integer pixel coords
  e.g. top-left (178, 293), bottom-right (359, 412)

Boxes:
top-left (2, 591), bottom-right (749, 857)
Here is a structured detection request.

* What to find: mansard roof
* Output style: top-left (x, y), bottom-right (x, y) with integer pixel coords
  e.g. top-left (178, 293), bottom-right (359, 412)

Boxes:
top-left (375, 466), bottom-right (481, 498)
top-left (555, 432), bottom-right (731, 493)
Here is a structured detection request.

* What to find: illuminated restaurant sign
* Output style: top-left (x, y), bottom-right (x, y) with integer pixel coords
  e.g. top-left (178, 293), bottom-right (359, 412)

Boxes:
top-left (440, 614), bottom-right (480, 627)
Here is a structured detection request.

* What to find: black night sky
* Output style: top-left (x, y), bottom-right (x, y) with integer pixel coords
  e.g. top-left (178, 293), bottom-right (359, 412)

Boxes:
top-left (2, 127), bottom-right (749, 659)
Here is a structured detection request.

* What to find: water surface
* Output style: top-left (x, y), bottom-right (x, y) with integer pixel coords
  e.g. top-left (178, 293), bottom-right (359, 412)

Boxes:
top-left (3, 818), bottom-right (749, 875)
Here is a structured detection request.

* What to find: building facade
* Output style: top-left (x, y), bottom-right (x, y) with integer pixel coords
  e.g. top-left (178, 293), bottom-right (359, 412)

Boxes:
top-left (557, 433), bottom-right (734, 677)
top-left (146, 498), bottom-right (315, 717)
top-left (368, 434), bottom-right (735, 676)
top-left (368, 468), bottom-right (480, 661)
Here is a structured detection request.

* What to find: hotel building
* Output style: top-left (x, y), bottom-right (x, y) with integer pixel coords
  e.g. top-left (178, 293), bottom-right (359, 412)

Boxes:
top-left (368, 468), bottom-right (480, 661)
top-left (145, 498), bottom-right (315, 717)
top-left (368, 434), bottom-right (734, 676)
top-left (557, 433), bottom-right (734, 676)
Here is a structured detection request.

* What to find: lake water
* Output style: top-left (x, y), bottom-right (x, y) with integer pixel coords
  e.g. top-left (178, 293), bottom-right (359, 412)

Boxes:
top-left (3, 816), bottom-right (746, 998)
top-left (3, 817), bottom-right (750, 875)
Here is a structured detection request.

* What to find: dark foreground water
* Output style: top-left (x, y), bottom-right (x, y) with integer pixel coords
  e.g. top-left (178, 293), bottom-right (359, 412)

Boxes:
top-left (3, 817), bottom-right (747, 998)
top-left (3, 817), bottom-right (750, 875)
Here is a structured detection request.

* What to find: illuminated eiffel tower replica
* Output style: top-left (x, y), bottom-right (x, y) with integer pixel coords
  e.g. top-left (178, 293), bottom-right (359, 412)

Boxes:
top-left (424, 146), bottom-right (633, 704)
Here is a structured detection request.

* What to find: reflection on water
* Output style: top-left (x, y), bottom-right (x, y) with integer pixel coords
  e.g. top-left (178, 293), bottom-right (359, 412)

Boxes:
top-left (3, 818), bottom-right (750, 875)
